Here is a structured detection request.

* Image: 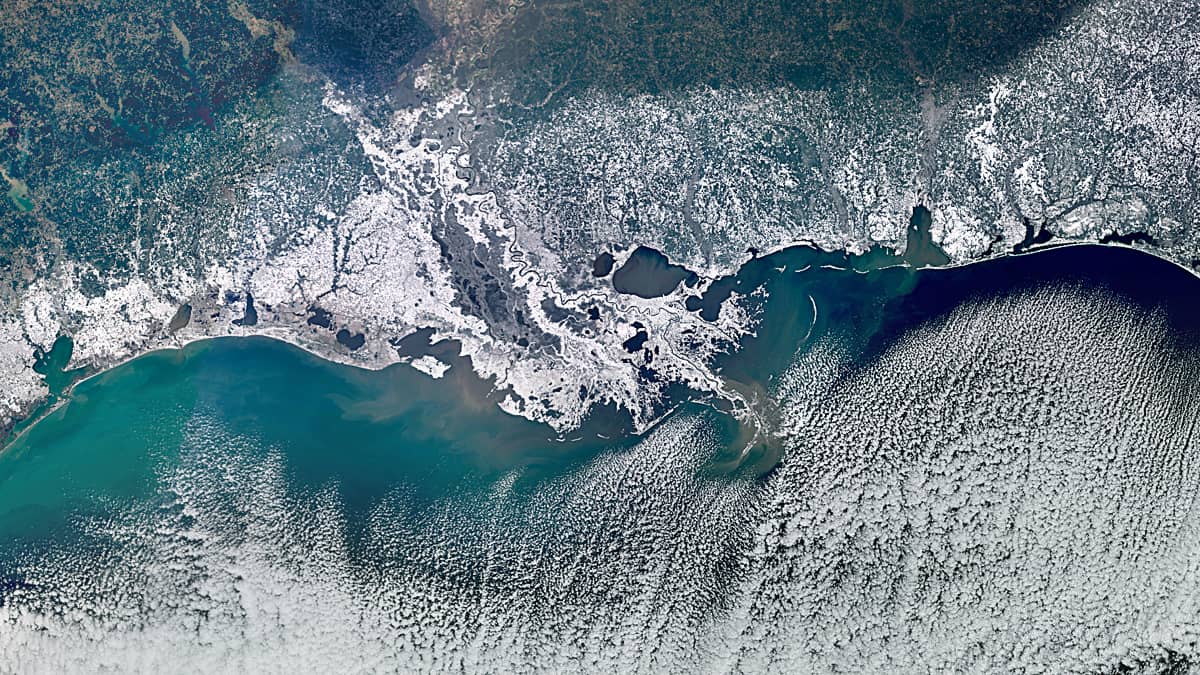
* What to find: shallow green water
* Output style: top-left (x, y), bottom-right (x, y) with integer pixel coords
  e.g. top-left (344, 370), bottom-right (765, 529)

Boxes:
top-left (0, 336), bottom-right (640, 549)
top-left (1, 245), bottom-right (1199, 672)
top-left (3, 244), bottom-right (1194, 558)
top-left (0, 243), bottom-right (911, 572)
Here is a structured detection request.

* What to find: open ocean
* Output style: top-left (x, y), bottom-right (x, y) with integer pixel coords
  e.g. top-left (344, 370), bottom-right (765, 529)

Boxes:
top-left (1, 245), bottom-right (1198, 672)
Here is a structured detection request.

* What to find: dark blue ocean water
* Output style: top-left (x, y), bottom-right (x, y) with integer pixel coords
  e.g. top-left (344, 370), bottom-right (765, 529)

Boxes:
top-left (0, 244), bottom-right (1196, 671)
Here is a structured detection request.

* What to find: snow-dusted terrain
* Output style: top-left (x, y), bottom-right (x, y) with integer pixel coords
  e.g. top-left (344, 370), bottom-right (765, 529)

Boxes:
top-left (2, 0), bottom-right (1198, 439)
top-left (1, 261), bottom-right (1197, 674)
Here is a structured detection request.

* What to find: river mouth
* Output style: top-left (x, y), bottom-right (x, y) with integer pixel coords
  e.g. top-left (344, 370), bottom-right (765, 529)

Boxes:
top-left (0, 243), bottom-right (1198, 671)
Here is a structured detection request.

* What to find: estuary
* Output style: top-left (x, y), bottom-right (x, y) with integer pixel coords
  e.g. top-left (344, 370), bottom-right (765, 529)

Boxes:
top-left (1, 244), bottom-right (1197, 672)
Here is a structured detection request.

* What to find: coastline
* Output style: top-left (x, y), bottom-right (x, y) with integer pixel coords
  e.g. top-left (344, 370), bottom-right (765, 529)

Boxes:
top-left (1, 327), bottom-right (413, 455)
top-left (3, 238), bottom-right (1193, 455)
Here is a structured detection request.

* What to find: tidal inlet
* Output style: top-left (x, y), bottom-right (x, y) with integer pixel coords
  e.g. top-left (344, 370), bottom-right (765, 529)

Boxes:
top-left (1, 0), bottom-right (1199, 672)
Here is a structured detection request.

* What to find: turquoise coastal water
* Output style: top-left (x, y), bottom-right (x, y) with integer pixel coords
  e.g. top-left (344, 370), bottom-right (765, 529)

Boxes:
top-left (1, 244), bottom-right (1199, 672)
top-left (0, 335), bottom-right (632, 551)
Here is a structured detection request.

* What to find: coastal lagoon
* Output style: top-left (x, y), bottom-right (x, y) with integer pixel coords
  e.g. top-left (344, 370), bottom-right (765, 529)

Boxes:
top-left (2, 0), bottom-right (1199, 669)
top-left (1, 245), bottom-right (1199, 672)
